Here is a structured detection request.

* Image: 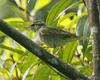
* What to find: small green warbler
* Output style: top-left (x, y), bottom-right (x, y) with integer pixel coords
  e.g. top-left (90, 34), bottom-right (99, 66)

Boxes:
top-left (30, 21), bottom-right (78, 48)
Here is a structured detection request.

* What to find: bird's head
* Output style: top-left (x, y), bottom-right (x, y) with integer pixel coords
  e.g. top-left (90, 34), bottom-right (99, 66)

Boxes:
top-left (30, 20), bottom-right (46, 32)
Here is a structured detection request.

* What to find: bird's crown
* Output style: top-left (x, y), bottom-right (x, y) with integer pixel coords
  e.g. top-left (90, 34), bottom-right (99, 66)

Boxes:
top-left (31, 20), bottom-right (45, 26)
top-left (30, 20), bottom-right (45, 32)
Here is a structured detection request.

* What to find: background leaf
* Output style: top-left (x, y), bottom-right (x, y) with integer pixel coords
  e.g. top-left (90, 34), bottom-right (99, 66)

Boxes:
top-left (46, 0), bottom-right (72, 26)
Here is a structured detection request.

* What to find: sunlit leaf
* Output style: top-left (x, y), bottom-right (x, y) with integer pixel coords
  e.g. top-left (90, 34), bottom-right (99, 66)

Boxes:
top-left (18, 53), bottom-right (38, 74)
top-left (10, 62), bottom-right (17, 79)
top-left (33, 64), bottom-right (51, 80)
top-left (22, 64), bottom-right (33, 80)
top-left (4, 18), bottom-right (29, 31)
top-left (46, 0), bottom-right (72, 26)
top-left (4, 17), bottom-right (24, 22)
top-left (58, 12), bottom-right (76, 26)
top-left (57, 1), bottom-right (81, 19)
top-left (0, 44), bottom-right (25, 55)
top-left (34, 0), bottom-right (51, 11)
top-left (63, 41), bottom-right (78, 63)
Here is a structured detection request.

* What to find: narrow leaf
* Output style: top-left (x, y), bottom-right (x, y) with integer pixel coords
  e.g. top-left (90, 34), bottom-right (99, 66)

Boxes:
top-left (46, 0), bottom-right (72, 26)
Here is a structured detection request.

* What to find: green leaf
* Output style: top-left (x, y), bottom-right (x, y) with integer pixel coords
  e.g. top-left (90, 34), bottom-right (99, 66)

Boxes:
top-left (63, 41), bottom-right (78, 63)
top-left (76, 16), bottom-right (90, 57)
top-left (57, 1), bottom-right (81, 19)
top-left (80, 65), bottom-right (92, 76)
top-left (22, 64), bottom-right (33, 80)
top-left (10, 62), bottom-right (17, 78)
top-left (4, 17), bottom-right (24, 22)
top-left (33, 64), bottom-right (51, 80)
top-left (76, 16), bottom-right (89, 40)
top-left (27, 0), bottom-right (37, 11)
top-left (84, 46), bottom-right (92, 61)
top-left (21, 0), bottom-right (27, 9)
top-left (46, 0), bottom-right (72, 26)
top-left (58, 12), bottom-right (76, 24)
top-left (18, 53), bottom-right (38, 74)
top-left (0, 44), bottom-right (25, 55)
top-left (67, 13), bottom-right (87, 28)
top-left (9, 0), bottom-right (18, 6)
top-left (4, 18), bottom-right (29, 31)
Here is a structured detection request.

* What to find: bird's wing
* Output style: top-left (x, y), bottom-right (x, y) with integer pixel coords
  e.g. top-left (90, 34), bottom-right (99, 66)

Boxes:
top-left (39, 27), bottom-right (77, 39)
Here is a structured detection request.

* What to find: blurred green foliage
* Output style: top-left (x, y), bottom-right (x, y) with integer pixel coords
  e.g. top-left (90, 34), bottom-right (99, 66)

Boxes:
top-left (0, 0), bottom-right (92, 80)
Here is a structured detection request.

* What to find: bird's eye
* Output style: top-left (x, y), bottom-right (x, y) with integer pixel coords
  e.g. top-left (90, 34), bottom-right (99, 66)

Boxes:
top-left (30, 23), bottom-right (40, 26)
top-left (38, 23), bottom-right (45, 26)
top-left (30, 24), bottom-right (35, 26)
top-left (30, 20), bottom-right (45, 27)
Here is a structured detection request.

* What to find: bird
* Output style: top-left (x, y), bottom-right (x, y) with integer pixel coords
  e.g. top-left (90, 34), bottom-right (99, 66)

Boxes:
top-left (30, 20), bottom-right (78, 48)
